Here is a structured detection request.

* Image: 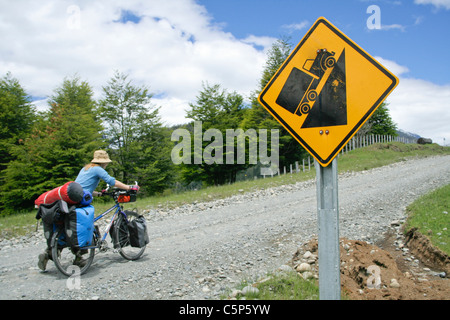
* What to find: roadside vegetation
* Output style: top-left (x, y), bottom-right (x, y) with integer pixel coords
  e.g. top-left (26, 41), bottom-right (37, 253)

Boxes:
top-left (226, 271), bottom-right (320, 300)
top-left (405, 183), bottom-right (450, 255)
top-left (1, 142), bottom-right (449, 240)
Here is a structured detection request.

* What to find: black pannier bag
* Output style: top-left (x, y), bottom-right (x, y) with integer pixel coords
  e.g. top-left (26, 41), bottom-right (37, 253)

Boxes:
top-left (35, 200), bottom-right (71, 247)
top-left (128, 215), bottom-right (149, 248)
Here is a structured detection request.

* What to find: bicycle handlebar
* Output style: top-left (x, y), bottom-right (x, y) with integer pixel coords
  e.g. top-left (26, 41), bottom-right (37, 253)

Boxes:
top-left (100, 181), bottom-right (139, 199)
top-left (103, 181), bottom-right (138, 193)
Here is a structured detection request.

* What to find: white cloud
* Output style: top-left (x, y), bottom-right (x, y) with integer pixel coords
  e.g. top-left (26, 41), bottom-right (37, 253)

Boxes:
top-left (388, 78), bottom-right (450, 145)
top-left (375, 57), bottom-right (450, 145)
top-left (0, 0), bottom-right (272, 125)
top-left (373, 57), bottom-right (409, 77)
top-left (281, 21), bottom-right (310, 33)
top-left (154, 96), bottom-right (189, 126)
top-left (380, 24), bottom-right (406, 31)
top-left (414, 0), bottom-right (450, 10)
top-left (242, 35), bottom-right (277, 52)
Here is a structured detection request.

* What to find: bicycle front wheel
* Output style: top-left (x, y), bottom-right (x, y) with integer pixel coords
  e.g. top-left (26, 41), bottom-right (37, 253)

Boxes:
top-left (51, 229), bottom-right (95, 277)
top-left (113, 210), bottom-right (146, 260)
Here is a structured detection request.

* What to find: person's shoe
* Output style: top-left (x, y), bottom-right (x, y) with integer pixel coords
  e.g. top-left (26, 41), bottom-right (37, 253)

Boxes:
top-left (73, 255), bottom-right (87, 268)
top-left (38, 252), bottom-right (49, 271)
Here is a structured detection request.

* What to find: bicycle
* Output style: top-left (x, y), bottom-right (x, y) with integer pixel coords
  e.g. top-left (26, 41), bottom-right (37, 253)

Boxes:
top-left (49, 184), bottom-right (146, 277)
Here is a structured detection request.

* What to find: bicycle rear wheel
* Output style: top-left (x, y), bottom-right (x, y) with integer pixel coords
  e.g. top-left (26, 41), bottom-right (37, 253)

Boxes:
top-left (113, 210), bottom-right (146, 260)
top-left (51, 228), bottom-right (95, 277)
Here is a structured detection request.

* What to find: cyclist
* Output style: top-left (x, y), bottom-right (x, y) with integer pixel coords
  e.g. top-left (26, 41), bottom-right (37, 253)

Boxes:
top-left (38, 150), bottom-right (139, 271)
top-left (75, 150), bottom-right (138, 196)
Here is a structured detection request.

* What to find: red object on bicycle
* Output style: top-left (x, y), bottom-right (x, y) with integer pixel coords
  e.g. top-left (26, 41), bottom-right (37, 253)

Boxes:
top-left (35, 181), bottom-right (84, 207)
top-left (117, 191), bottom-right (137, 203)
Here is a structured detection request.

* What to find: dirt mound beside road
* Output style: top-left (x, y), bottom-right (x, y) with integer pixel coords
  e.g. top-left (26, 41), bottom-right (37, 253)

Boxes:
top-left (404, 228), bottom-right (450, 276)
top-left (295, 234), bottom-right (449, 300)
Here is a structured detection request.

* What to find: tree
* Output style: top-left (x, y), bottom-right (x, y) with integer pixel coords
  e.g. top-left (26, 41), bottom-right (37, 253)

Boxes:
top-left (178, 82), bottom-right (248, 185)
top-left (98, 71), bottom-right (173, 195)
top-left (242, 38), bottom-right (292, 130)
top-left (47, 76), bottom-right (105, 173)
top-left (1, 76), bottom-right (103, 214)
top-left (242, 38), bottom-right (308, 170)
top-left (367, 102), bottom-right (397, 136)
top-left (0, 72), bottom-right (36, 174)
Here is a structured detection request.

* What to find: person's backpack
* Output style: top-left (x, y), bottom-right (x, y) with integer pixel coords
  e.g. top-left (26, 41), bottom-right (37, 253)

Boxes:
top-left (128, 215), bottom-right (149, 248)
top-left (64, 205), bottom-right (95, 249)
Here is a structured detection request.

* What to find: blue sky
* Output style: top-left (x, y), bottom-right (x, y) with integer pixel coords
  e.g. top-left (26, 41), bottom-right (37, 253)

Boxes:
top-left (198, 0), bottom-right (449, 85)
top-left (0, 0), bottom-right (449, 145)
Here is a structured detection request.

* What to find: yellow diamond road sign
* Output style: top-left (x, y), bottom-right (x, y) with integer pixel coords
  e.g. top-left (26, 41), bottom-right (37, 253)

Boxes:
top-left (258, 17), bottom-right (399, 167)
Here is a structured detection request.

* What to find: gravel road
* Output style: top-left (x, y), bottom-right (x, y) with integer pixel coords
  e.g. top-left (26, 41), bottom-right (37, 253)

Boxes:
top-left (1, 155), bottom-right (449, 300)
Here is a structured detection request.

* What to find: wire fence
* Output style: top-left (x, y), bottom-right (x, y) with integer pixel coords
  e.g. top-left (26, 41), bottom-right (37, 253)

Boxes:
top-left (256, 134), bottom-right (417, 179)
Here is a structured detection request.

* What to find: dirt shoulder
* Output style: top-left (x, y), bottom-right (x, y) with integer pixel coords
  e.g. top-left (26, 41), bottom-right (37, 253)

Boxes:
top-left (292, 224), bottom-right (449, 300)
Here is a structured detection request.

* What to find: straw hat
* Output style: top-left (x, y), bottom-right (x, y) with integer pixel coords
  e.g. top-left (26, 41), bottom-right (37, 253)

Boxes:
top-left (91, 150), bottom-right (112, 163)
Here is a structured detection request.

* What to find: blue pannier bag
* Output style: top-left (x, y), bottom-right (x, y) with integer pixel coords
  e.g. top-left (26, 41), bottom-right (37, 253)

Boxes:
top-left (65, 205), bottom-right (95, 249)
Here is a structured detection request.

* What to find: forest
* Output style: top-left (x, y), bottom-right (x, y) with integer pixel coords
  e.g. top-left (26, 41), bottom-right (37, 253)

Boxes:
top-left (0, 39), bottom-right (397, 215)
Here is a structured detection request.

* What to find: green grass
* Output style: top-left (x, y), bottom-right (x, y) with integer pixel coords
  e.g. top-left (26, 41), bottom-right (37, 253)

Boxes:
top-left (138, 169), bottom-right (317, 210)
top-left (1, 142), bottom-right (449, 239)
top-left (227, 272), bottom-right (319, 300)
top-left (405, 183), bottom-right (450, 255)
top-left (254, 272), bottom-right (319, 300)
top-left (338, 142), bottom-right (450, 172)
top-left (225, 271), bottom-right (350, 300)
top-left (0, 211), bottom-right (38, 239)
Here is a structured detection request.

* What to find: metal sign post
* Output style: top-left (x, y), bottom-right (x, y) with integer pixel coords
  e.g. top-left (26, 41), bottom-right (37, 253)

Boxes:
top-left (315, 158), bottom-right (340, 300)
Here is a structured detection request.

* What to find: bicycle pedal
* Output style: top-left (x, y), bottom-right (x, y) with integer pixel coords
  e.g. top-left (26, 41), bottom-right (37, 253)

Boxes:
top-left (99, 240), bottom-right (109, 252)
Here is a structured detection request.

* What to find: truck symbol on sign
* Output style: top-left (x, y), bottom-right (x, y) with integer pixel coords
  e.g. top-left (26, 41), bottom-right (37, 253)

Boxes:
top-left (276, 49), bottom-right (336, 116)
